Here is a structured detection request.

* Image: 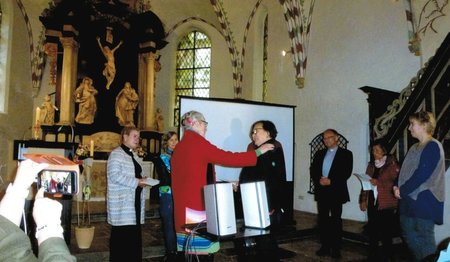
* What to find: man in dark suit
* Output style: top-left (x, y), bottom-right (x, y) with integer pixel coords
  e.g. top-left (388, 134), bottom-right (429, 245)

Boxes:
top-left (311, 129), bottom-right (353, 259)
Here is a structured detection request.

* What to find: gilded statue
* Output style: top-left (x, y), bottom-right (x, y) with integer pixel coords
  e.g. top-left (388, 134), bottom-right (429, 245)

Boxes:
top-left (115, 82), bottom-right (139, 127)
top-left (39, 95), bottom-right (58, 126)
top-left (74, 77), bottom-right (98, 124)
top-left (154, 108), bottom-right (164, 132)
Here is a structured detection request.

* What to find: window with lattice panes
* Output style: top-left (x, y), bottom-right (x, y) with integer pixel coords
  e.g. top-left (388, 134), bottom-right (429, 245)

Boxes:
top-left (173, 31), bottom-right (211, 126)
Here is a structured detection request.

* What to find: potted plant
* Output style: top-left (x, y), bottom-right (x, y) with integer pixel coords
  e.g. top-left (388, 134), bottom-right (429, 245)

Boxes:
top-left (74, 144), bottom-right (95, 249)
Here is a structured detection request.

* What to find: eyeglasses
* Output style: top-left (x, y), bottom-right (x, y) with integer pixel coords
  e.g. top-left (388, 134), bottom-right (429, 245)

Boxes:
top-left (252, 128), bottom-right (264, 134)
top-left (200, 120), bottom-right (208, 126)
top-left (323, 135), bottom-right (335, 141)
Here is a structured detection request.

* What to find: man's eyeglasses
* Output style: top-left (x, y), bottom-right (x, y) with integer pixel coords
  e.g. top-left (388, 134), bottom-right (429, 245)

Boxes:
top-left (200, 120), bottom-right (208, 126)
top-left (323, 135), bottom-right (335, 141)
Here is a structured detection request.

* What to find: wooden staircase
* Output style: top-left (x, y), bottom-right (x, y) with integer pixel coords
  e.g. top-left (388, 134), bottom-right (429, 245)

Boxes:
top-left (362, 32), bottom-right (450, 168)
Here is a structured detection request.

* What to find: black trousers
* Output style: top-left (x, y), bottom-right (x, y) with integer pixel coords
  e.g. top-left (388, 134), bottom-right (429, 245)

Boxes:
top-left (110, 224), bottom-right (142, 262)
top-left (317, 200), bottom-right (343, 251)
top-left (367, 204), bottom-right (397, 261)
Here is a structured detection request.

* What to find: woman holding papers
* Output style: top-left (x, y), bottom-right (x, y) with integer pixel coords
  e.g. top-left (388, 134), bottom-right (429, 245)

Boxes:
top-left (107, 127), bottom-right (150, 262)
top-left (393, 111), bottom-right (445, 262)
top-left (359, 140), bottom-right (399, 262)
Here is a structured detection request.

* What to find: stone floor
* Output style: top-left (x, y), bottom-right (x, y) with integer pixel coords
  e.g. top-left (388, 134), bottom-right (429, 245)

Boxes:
top-left (69, 210), bottom-right (413, 261)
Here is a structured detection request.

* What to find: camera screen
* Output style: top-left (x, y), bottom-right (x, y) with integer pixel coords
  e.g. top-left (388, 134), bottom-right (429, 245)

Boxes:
top-left (38, 170), bottom-right (76, 195)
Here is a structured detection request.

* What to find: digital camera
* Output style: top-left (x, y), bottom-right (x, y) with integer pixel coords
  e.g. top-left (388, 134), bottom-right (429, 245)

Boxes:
top-left (24, 154), bottom-right (80, 196)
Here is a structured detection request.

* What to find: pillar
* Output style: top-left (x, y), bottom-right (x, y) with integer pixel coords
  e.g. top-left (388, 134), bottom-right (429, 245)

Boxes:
top-left (58, 36), bottom-right (79, 125)
top-left (139, 52), bottom-right (157, 130)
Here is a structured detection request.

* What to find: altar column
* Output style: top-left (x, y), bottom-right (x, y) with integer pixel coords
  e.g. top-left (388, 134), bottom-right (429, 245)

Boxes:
top-left (138, 52), bottom-right (157, 130)
top-left (58, 36), bottom-right (79, 125)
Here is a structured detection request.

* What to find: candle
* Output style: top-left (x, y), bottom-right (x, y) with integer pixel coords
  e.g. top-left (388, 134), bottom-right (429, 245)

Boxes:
top-left (89, 140), bottom-right (94, 157)
top-left (35, 107), bottom-right (41, 125)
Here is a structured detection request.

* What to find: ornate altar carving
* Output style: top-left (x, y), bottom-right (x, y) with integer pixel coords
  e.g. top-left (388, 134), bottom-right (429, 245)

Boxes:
top-left (88, 131), bottom-right (121, 153)
top-left (39, 0), bottom-right (167, 135)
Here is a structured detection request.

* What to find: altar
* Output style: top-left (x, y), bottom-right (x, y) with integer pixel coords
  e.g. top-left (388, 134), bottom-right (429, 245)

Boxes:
top-left (78, 159), bottom-right (154, 202)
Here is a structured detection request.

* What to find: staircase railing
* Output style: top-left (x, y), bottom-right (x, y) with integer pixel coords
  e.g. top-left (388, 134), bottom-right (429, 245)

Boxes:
top-left (372, 32), bottom-right (450, 165)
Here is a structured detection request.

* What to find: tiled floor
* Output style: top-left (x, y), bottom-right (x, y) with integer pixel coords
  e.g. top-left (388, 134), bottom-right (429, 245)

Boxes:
top-left (70, 210), bottom-right (413, 261)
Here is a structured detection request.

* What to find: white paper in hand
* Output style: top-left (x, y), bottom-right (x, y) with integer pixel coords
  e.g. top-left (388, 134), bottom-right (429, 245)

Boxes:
top-left (353, 173), bottom-right (372, 190)
top-left (353, 173), bottom-right (378, 201)
top-left (142, 177), bottom-right (160, 186)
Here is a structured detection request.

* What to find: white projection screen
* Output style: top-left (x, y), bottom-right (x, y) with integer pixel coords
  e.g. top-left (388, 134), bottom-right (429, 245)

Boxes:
top-left (178, 96), bottom-right (295, 182)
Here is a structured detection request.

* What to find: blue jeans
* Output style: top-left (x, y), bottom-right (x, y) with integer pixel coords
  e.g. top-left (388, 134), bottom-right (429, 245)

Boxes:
top-left (159, 192), bottom-right (177, 254)
top-left (400, 215), bottom-right (436, 261)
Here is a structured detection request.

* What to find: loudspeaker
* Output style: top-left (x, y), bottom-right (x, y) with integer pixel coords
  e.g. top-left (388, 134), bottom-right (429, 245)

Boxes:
top-left (240, 181), bottom-right (271, 229)
top-left (204, 183), bottom-right (237, 236)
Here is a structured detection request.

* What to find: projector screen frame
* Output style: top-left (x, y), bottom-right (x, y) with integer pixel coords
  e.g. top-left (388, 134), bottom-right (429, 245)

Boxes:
top-left (178, 96), bottom-right (295, 182)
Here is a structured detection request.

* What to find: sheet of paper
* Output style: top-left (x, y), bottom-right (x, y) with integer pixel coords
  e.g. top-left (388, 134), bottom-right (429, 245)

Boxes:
top-left (353, 173), bottom-right (378, 201)
top-left (142, 177), bottom-right (160, 186)
top-left (353, 173), bottom-right (372, 190)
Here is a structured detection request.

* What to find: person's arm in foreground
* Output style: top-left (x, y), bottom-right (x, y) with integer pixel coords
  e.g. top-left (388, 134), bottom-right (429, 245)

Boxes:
top-left (0, 159), bottom-right (76, 261)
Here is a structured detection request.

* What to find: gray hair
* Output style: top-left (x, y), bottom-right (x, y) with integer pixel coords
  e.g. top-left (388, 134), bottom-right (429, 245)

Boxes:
top-left (180, 110), bottom-right (205, 130)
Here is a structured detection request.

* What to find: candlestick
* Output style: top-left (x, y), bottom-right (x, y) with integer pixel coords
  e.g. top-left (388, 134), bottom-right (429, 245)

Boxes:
top-left (32, 125), bottom-right (41, 140)
top-left (35, 107), bottom-right (41, 125)
top-left (89, 140), bottom-right (94, 157)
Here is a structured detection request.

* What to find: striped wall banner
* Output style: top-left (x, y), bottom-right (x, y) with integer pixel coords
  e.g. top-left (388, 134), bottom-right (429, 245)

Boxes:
top-left (403, 0), bottom-right (420, 55)
top-left (209, 0), bottom-right (263, 97)
top-left (239, 0), bottom-right (263, 89)
top-left (210, 0), bottom-right (241, 98)
top-left (279, 0), bottom-right (315, 88)
top-left (15, 0), bottom-right (46, 96)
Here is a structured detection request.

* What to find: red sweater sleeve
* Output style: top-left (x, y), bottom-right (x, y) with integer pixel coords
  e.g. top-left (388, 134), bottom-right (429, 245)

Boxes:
top-left (171, 131), bottom-right (257, 232)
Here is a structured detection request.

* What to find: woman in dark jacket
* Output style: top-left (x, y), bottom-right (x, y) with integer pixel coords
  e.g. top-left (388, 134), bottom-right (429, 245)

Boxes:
top-left (359, 140), bottom-right (400, 262)
top-left (239, 120), bottom-right (287, 228)
top-left (154, 131), bottom-right (178, 261)
top-left (238, 120), bottom-right (288, 261)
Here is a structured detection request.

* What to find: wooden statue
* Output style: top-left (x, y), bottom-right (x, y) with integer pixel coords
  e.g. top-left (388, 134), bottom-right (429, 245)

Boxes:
top-left (115, 82), bottom-right (138, 127)
top-left (154, 108), bottom-right (164, 131)
top-left (97, 37), bottom-right (123, 90)
top-left (40, 95), bottom-right (58, 126)
top-left (74, 77), bottom-right (98, 124)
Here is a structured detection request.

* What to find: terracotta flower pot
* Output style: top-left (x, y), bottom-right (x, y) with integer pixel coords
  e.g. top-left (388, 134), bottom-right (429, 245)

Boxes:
top-left (75, 226), bottom-right (95, 249)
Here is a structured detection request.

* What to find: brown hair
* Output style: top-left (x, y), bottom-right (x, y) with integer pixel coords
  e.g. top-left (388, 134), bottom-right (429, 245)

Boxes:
top-left (409, 111), bottom-right (436, 135)
top-left (161, 131), bottom-right (178, 154)
top-left (120, 126), bottom-right (140, 143)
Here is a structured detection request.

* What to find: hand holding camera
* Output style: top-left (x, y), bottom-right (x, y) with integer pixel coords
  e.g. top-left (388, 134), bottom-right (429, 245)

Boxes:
top-left (33, 188), bottom-right (64, 245)
top-left (13, 158), bottom-right (48, 193)
top-left (0, 159), bottom-right (48, 226)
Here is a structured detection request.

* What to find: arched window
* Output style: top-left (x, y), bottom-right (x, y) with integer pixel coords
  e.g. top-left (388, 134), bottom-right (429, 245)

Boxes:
top-left (173, 31), bottom-right (211, 126)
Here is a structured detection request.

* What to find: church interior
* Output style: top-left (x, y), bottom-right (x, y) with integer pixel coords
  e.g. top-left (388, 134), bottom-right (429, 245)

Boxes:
top-left (0, 0), bottom-right (449, 261)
